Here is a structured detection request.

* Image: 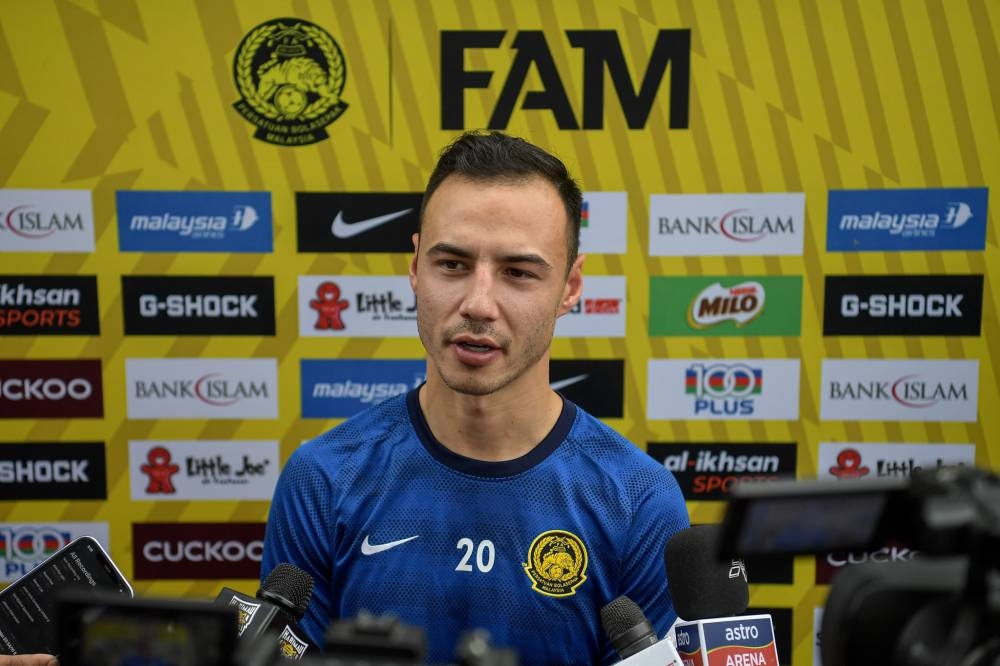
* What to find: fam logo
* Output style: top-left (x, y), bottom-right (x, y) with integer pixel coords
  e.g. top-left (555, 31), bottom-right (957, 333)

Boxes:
top-left (441, 29), bottom-right (689, 130)
top-left (130, 440), bottom-right (279, 501)
top-left (649, 276), bottom-right (802, 336)
top-left (121, 276), bottom-right (276, 336)
top-left (116, 190), bottom-right (272, 252)
top-left (649, 193), bottom-right (805, 256)
top-left (0, 360), bottom-right (103, 419)
top-left (298, 276), bottom-right (417, 337)
top-left (0, 442), bottom-right (106, 500)
top-left (233, 18), bottom-right (348, 146)
top-left (296, 192), bottom-right (421, 253)
top-left (301, 359), bottom-right (425, 418)
top-left (132, 522), bottom-right (265, 580)
top-left (126, 358), bottom-right (278, 420)
top-left (647, 443), bottom-right (796, 501)
top-left (818, 442), bottom-right (975, 481)
top-left (555, 276), bottom-right (626, 338)
top-left (647, 359), bottom-right (800, 421)
top-left (826, 187), bottom-right (988, 251)
top-left (0, 522), bottom-right (110, 582)
top-left (0, 275), bottom-right (100, 335)
top-left (820, 360), bottom-right (979, 422)
top-left (522, 530), bottom-right (588, 597)
top-left (0, 189), bottom-right (94, 253)
top-left (823, 274), bottom-right (983, 336)
top-left (578, 192), bottom-right (627, 255)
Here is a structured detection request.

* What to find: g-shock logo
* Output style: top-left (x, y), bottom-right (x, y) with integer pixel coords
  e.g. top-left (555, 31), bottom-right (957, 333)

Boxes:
top-left (122, 277), bottom-right (275, 336)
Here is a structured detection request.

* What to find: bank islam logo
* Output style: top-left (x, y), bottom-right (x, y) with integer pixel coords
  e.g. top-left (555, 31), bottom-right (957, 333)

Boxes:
top-left (298, 276), bottom-right (417, 338)
top-left (647, 359), bottom-right (800, 421)
top-left (578, 192), bottom-right (627, 255)
top-left (0, 189), bottom-right (95, 253)
top-left (649, 192), bottom-right (805, 257)
top-left (232, 18), bottom-right (348, 146)
top-left (820, 359), bottom-right (979, 422)
top-left (132, 522), bottom-right (264, 580)
top-left (554, 276), bottom-right (626, 338)
top-left (301, 359), bottom-right (425, 418)
top-left (0, 275), bottom-right (100, 335)
top-left (0, 522), bottom-right (110, 583)
top-left (826, 187), bottom-right (989, 251)
top-left (126, 358), bottom-right (278, 420)
top-left (818, 442), bottom-right (976, 481)
top-left (116, 190), bottom-right (272, 252)
top-left (649, 276), bottom-right (802, 336)
top-left (129, 440), bottom-right (279, 501)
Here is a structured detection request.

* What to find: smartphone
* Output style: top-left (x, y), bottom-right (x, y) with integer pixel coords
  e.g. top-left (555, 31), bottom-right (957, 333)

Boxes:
top-left (0, 535), bottom-right (133, 656)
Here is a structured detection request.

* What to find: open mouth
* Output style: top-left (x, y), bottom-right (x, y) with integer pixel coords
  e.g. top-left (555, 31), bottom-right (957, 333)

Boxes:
top-left (458, 342), bottom-right (495, 353)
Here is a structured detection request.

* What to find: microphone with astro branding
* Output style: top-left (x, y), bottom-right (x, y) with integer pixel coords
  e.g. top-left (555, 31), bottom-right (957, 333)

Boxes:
top-left (600, 596), bottom-right (683, 665)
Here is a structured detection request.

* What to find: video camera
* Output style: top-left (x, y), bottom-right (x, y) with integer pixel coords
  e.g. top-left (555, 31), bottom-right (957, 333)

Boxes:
top-left (718, 465), bottom-right (1000, 666)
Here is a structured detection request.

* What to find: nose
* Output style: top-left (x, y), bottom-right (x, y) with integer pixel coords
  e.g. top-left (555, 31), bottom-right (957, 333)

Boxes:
top-left (458, 266), bottom-right (500, 322)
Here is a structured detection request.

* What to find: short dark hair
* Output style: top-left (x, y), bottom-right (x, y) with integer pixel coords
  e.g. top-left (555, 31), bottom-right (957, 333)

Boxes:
top-left (420, 130), bottom-right (583, 270)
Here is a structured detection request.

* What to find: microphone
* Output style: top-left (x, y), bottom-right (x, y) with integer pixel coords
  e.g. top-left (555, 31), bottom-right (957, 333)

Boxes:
top-left (665, 525), bottom-right (779, 666)
top-left (600, 596), bottom-right (683, 665)
top-left (215, 562), bottom-right (316, 660)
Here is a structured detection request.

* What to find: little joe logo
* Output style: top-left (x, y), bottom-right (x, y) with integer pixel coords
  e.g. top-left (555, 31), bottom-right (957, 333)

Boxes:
top-left (298, 276), bottom-right (417, 337)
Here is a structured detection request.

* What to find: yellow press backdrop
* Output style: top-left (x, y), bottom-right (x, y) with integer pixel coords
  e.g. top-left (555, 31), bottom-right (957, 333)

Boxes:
top-left (1, 1), bottom-right (998, 663)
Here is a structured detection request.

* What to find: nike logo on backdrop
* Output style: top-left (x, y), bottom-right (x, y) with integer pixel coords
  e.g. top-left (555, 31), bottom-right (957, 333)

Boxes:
top-left (360, 534), bottom-right (420, 555)
top-left (331, 209), bottom-right (413, 239)
top-left (550, 374), bottom-right (589, 392)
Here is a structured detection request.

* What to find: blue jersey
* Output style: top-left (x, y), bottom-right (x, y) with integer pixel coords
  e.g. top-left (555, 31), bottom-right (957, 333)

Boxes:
top-left (263, 389), bottom-right (689, 665)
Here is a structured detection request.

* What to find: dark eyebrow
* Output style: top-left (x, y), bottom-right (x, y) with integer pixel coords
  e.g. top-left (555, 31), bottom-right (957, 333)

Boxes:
top-left (427, 242), bottom-right (553, 271)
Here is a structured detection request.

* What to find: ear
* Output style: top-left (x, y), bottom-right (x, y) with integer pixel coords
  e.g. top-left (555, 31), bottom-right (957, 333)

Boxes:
top-left (557, 254), bottom-right (585, 317)
top-left (408, 233), bottom-right (420, 292)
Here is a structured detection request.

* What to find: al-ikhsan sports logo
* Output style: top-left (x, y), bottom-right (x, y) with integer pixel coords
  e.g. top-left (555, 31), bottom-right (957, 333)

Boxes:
top-left (232, 18), bottom-right (347, 146)
top-left (523, 530), bottom-right (588, 597)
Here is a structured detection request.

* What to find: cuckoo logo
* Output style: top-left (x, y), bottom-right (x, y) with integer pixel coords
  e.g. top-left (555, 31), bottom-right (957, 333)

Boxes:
top-left (578, 192), bottom-right (627, 255)
top-left (126, 358), bottom-right (278, 420)
top-left (555, 276), bottom-right (626, 338)
top-left (441, 29), bottom-right (690, 130)
top-left (0, 360), bottom-right (103, 418)
top-left (132, 522), bottom-right (265, 580)
top-left (549, 359), bottom-right (624, 418)
top-left (296, 192), bottom-right (421, 252)
top-left (298, 276), bottom-right (418, 337)
top-left (649, 276), bottom-right (802, 336)
top-left (121, 276), bottom-right (276, 335)
top-left (0, 443), bottom-right (106, 500)
top-left (823, 274), bottom-right (983, 336)
top-left (0, 523), bottom-right (110, 582)
top-left (117, 191), bottom-right (273, 252)
top-left (129, 440), bottom-right (279, 501)
top-left (818, 442), bottom-right (975, 481)
top-left (301, 359), bottom-right (425, 418)
top-left (0, 190), bottom-right (95, 252)
top-left (815, 542), bottom-right (919, 585)
top-left (0, 275), bottom-right (100, 335)
top-left (826, 187), bottom-right (988, 251)
top-left (648, 443), bottom-right (796, 500)
top-left (820, 360), bottom-right (979, 422)
top-left (649, 193), bottom-right (805, 256)
top-left (232, 18), bottom-right (348, 146)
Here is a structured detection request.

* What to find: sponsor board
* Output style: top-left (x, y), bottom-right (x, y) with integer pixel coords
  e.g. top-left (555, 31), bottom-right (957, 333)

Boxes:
top-left (0, 522), bottom-right (110, 583)
top-left (126, 358), bottom-right (278, 420)
top-left (301, 360), bottom-right (425, 418)
top-left (818, 442), bottom-right (976, 480)
top-left (579, 192), bottom-right (627, 255)
top-left (815, 540), bottom-right (917, 585)
top-left (296, 192), bottom-right (421, 252)
top-left (820, 359), bottom-right (978, 422)
top-left (0, 189), bottom-right (95, 253)
top-left (0, 442), bottom-right (106, 500)
top-left (823, 274), bottom-right (983, 336)
top-left (550, 359), bottom-right (624, 418)
top-left (121, 276), bottom-right (276, 336)
top-left (814, 607), bottom-right (824, 666)
top-left (116, 190), bottom-right (272, 252)
top-left (745, 607), bottom-right (792, 666)
top-left (648, 193), bottom-right (805, 256)
top-left (298, 276), bottom-right (417, 338)
top-left (647, 359), bottom-right (800, 420)
top-left (649, 275), bottom-right (802, 336)
top-left (0, 360), bottom-right (103, 419)
top-left (0, 275), bottom-right (100, 335)
top-left (129, 440), bottom-right (279, 501)
top-left (132, 522), bottom-right (265, 580)
top-left (826, 187), bottom-right (988, 251)
top-left (647, 443), bottom-right (797, 500)
top-left (743, 555), bottom-right (795, 586)
top-left (554, 276), bottom-right (626, 338)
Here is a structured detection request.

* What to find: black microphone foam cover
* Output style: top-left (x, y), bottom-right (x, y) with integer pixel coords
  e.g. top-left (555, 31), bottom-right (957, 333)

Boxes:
top-left (665, 524), bottom-right (749, 620)
top-left (257, 562), bottom-right (315, 620)
top-left (600, 595), bottom-right (658, 658)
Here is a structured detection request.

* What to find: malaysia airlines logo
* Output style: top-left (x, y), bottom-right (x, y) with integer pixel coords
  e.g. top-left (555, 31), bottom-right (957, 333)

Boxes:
top-left (297, 192), bottom-right (421, 252)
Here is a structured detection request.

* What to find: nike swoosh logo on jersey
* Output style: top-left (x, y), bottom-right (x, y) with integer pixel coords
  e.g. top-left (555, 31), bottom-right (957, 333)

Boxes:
top-left (550, 374), bottom-right (589, 392)
top-left (360, 534), bottom-right (420, 555)
top-left (330, 209), bottom-right (413, 239)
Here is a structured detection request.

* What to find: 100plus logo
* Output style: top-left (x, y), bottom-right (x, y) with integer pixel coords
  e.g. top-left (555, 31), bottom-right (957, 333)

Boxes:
top-left (121, 276), bottom-right (276, 335)
top-left (0, 522), bottom-right (110, 582)
top-left (647, 359), bottom-right (800, 420)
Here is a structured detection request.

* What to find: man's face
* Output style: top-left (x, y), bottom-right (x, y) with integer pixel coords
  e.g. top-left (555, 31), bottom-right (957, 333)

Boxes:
top-left (409, 175), bottom-right (583, 397)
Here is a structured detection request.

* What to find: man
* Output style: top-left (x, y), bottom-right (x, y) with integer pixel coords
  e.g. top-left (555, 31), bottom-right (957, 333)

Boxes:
top-left (262, 131), bottom-right (689, 664)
